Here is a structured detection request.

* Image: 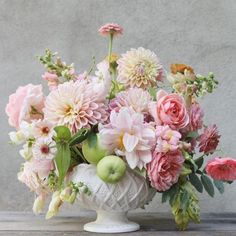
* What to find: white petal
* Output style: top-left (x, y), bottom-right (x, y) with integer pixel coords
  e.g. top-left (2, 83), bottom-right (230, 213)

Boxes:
top-left (123, 133), bottom-right (139, 152)
top-left (125, 151), bottom-right (139, 169)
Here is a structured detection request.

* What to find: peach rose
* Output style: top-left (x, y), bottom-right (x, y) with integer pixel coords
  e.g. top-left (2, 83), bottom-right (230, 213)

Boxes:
top-left (5, 84), bottom-right (44, 129)
top-left (149, 90), bottom-right (189, 130)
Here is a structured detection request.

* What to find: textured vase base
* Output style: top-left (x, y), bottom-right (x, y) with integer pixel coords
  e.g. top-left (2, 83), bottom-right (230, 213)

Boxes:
top-left (84, 221), bottom-right (140, 233)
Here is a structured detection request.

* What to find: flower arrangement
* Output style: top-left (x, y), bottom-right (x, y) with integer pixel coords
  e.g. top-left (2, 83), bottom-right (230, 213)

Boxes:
top-left (6, 23), bottom-right (236, 231)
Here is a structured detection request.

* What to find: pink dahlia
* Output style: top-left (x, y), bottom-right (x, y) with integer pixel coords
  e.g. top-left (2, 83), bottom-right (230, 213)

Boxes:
top-left (98, 23), bottom-right (123, 37)
top-left (155, 125), bottom-right (181, 153)
top-left (117, 47), bottom-right (163, 89)
top-left (206, 157), bottom-right (236, 181)
top-left (189, 103), bottom-right (204, 131)
top-left (198, 124), bottom-right (220, 154)
top-left (147, 150), bottom-right (184, 191)
top-left (44, 80), bottom-right (108, 133)
top-left (149, 90), bottom-right (189, 130)
top-left (5, 84), bottom-right (44, 129)
top-left (99, 107), bottom-right (156, 169)
top-left (109, 87), bottom-right (152, 114)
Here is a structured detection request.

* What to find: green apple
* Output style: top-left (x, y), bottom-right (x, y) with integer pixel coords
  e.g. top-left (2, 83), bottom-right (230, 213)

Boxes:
top-left (82, 134), bottom-right (108, 165)
top-left (96, 155), bottom-right (126, 183)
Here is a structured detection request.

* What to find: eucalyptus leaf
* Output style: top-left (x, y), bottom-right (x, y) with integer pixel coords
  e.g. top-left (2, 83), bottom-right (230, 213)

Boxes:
top-left (180, 190), bottom-right (189, 212)
top-left (195, 156), bottom-right (204, 169)
top-left (189, 173), bottom-right (203, 193)
top-left (201, 174), bottom-right (214, 197)
top-left (213, 180), bottom-right (224, 194)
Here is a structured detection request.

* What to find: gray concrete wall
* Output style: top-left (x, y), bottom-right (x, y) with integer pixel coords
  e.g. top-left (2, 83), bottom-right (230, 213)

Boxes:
top-left (1, 0), bottom-right (236, 214)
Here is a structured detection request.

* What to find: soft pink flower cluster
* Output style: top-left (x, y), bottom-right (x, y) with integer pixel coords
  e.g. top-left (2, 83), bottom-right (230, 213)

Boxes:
top-left (98, 23), bottom-right (123, 36)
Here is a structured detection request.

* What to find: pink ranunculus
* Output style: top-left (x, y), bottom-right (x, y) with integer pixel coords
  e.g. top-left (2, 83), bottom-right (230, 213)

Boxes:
top-left (198, 124), bottom-right (220, 154)
top-left (18, 159), bottom-right (54, 195)
top-left (206, 157), bottom-right (236, 181)
top-left (42, 72), bottom-right (59, 91)
top-left (98, 23), bottom-right (123, 37)
top-left (149, 90), bottom-right (189, 130)
top-left (147, 150), bottom-right (184, 191)
top-left (189, 103), bottom-right (204, 131)
top-left (5, 84), bottom-right (44, 129)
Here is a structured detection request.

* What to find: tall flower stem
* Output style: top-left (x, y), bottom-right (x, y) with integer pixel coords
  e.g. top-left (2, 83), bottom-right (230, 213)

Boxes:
top-left (108, 33), bottom-right (114, 64)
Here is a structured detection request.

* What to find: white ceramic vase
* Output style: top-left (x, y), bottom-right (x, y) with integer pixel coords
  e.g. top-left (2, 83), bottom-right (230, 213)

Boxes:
top-left (70, 164), bottom-right (155, 233)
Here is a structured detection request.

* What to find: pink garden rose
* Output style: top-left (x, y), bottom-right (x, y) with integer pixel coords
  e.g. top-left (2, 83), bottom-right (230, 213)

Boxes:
top-left (206, 157), bottom-right (236, 181)
top-left (98, 23), bottom-right (123, 37)
top-left (155, 125), bottom-right (181, 153)
top-left (18, 159), bottom-right (54, 196)
top-left (42, 72), bottom-right (59, 91)
top-left (149, 90), bottom-right (189, 130)
top-left (189, 103), bottom-right (204, 131)
top-left (198, 124), bottom-right (220, 154)
top-left (147, 150), bottom-right (184, 191)
top-left (5, 84), bottom-right (44, 129)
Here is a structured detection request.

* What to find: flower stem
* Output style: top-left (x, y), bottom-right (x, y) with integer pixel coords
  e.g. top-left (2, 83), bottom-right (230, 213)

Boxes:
top-left (108, 33), bottom-right (114, 65)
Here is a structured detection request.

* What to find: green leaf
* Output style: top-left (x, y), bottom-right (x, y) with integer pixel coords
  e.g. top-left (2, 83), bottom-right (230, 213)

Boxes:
top-left (189, 173), bottom-right (203, 193)
top-left (195, 156), bottom-right (204, 169)
top-left (54, 126), bottom-right (71, 141)
top-left (161, 184), bottom-right (178, 204)
top-left (213, 180), bottom-right (224, 194)
top-left (69, 128), bottom-right (90, 146)
top-left (180, 190), bottom-right (189, 212)
top-left (55, 142), bottom-right (71, 188)
top-left (186, 131), bottom-right (199, 139)
top-left (87, 132), bottom-right (97, 148)
top-left (148, 87), bottom-right (157, 100)
top-left (201, 174), bottom-right (214, 197)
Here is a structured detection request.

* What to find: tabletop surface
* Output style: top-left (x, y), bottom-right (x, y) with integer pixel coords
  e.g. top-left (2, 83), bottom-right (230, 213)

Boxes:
top-left (0, 211), bottom-right (235, 236)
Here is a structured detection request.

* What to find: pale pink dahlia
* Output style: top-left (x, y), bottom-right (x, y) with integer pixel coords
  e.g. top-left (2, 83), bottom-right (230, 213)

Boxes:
top-left (109, 87), bottom-right (152, 114)
top-left (117, 47), bottom-right (163, 89)
top-left (44, 80), bottom-right (108, 133)
top-left (155, 125), bottom-right (181, 153)
top-left (147, 151), bottom-right (184, 191)
top-left (206, 157), bottom-right (236, 181)
top-left (98, 23), bottom-right (123, 37)
top-left (198, 124), bottom-right (220, 154)
top-left (99, 107), bottom-right (156, 169)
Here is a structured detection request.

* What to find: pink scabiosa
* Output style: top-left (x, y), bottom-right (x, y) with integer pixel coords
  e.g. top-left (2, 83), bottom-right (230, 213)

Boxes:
top-left (155, 125), bottom-right (181, 153)
top-left (98, 23), bottom-right (123, 37)
top-left (206, 157), bottom-right (236, 181)
top-left (147, 150), bottom-right (184, 191)
top-left (198, 124), bottom-right (220, 154)
top-left (32, 138), bottom-right (56, 160)
top-left (117, 47), bottom-right (163, 89)
top-left (109, 87), bottom-right (152, 114)
top-left (44, 80), bottom-right (108, 133)
top-left (5, 84), bottom-right (44, 129)
top-left (99, 107), bottom-right (156, 169)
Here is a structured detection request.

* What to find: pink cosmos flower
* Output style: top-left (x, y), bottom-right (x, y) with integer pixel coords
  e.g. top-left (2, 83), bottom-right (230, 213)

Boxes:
top-left (18, 159), bottom-right (54, 196)
top-left (109, 87), bottom-right (152, 114)
top-left (98, 23), bottom-right (123, 36)
top-left (32, 138), bottom-right (56, 160)
top-left (206, 157), bottom-right (236, 181)
top-left (155, 125), bottom-right (181, 153)
top-left (42, 72), bottom-right (59, 91)
top-left (189, 103), bottom-right (204, 131)
top-left (149, 90), bottom-right (189, 130)
top-left (198, 124), bottom-right (220, 154)
top-left (44, 80), bottom-right (108, 133)
top-left (147, 150), bottom-right (184, 191)
top-left (5, 84), bottom-right (44, 129)
top-left (33, 120), bottom-right (55, 138)
top-left (99, 107), bottom-right (156, 169)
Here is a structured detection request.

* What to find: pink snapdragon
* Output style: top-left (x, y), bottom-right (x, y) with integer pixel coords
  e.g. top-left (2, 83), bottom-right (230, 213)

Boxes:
top-left (198, 124), bottom-right (220, 154)
top-left (206, 157), bottom-right (236, 181)
top-left (99, 107), bottom-right (156, 169)
top-left (98, 23), bottom-right (123, 37)
top-left (155, 125), bottom-right (181, 153)
top-left (149, 90), bottom-right (189, 130)
top-left (42, 72), bottom-right (59, 91)
top-left (147, 150), bottom-right (184, 191)
top-left (189, 103), bottom-right (204, 131)
top-left (5, 84), bottom-right (44, 129)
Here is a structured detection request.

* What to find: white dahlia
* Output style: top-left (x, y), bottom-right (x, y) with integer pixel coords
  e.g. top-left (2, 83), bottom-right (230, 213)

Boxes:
top-left (44, 80), bottom-right (108, 133)
top-left (117, 47), bottom-right (163, 89)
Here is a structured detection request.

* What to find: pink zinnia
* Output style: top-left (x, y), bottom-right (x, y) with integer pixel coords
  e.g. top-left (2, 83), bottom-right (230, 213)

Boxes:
top-left (198, 124), bottom-right (220, 154)
top-left (206, 157), bottom-right (236, 181)
top-left (98, 23), bottom-right (123, 37)
top-left (147, 150), bottom-right (184, 191)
